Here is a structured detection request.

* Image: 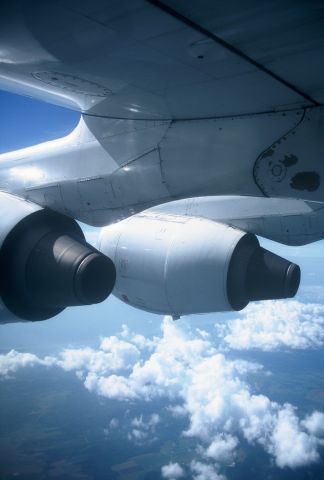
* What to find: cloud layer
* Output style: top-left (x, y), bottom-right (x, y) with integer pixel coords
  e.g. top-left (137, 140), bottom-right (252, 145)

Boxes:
top-left (1, 313), bottom-right (324, 477)
top-left (216, 300), bottom-right (324, 351)
top-left (161, 462), bottom-right (185, 479)
top-left (0, 349), bottom-right (54, 377)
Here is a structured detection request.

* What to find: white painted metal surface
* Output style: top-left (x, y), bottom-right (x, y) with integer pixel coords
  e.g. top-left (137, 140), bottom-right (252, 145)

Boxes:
top-left (99, 215), bottom-right (246, 315)
top-left (1, 0), bottom-right (323, 119)
top-left (3, 108), bottom-right (324, 227)
top-left (149, 196), bottom-right (324, 246)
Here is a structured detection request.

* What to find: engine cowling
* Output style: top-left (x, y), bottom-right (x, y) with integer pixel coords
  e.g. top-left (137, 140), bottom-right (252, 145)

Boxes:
top-left (99, 213), bottom-right (300, 316)
top-left (0, 192), bottom-right (115, 323)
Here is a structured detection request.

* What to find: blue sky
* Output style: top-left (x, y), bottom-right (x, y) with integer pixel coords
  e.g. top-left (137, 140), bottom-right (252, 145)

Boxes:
top-left (0, 90), bottom-right (80, 153)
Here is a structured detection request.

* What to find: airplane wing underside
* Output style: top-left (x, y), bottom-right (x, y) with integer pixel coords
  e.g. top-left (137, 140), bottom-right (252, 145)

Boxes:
top-left (0, 0), bottom-right (323, 120)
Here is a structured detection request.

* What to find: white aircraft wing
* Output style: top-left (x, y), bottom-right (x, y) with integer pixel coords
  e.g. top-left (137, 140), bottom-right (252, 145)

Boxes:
top-left (0, 0), bottom-right (323, 120)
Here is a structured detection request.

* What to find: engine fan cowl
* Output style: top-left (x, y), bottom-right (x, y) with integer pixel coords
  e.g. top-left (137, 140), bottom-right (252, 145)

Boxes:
top-left (99, 213), bottom-right (300, 317)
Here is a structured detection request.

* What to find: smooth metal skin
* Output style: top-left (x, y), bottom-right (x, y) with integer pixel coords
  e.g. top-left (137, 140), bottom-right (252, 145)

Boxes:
top-left (150, 196), bottom-right (324, 246)
top-left (99, 216), bottom-right (247, 315)
top-left (99, 215), bottom-right (300, 316)
top-left (1, 109), bottom-right (324, 229)
top-left (1, 0), bottom-right (323, 118)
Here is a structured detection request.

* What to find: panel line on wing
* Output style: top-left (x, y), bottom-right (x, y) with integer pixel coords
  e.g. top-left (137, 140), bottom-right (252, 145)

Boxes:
top-left (148, 0), bottom-right (320, 107)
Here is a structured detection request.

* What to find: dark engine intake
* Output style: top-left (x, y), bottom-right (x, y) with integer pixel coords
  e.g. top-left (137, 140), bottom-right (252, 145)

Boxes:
top-left (0, 197), bottom-right (115, 321)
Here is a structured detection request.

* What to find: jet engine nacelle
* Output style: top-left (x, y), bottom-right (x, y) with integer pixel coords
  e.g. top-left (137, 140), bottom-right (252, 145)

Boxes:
top-left (99, 213), bottom-right (300, 316)
top-left (0, 192), bottom-right (115, 323)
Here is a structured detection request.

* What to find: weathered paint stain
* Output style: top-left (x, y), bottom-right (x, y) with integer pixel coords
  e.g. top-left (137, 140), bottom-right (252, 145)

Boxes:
top-left (280, 154), bottom-right (298, 168)
top-left (290, 172), bottom-right (320, 192)
top-left (271, 164), bottom-right (284, 177)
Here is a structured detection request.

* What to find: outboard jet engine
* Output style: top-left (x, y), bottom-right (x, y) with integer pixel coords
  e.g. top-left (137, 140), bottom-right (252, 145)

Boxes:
top-left (0, 193), bottom-right (115, 322)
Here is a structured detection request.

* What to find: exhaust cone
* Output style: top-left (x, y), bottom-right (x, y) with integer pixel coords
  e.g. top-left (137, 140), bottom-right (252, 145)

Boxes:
top-left (227, 235), bottom-right (300, 310)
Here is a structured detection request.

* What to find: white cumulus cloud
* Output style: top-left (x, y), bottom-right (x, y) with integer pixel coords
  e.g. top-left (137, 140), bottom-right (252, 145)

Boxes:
top-left (57, 337), bottom-right (140, 375)
top-left (302, 411), bottom-right (324, 437)
top-left (128, 413), bottom-right (160, 444)
top-left (1, 313), bottom-right (324, 474)
top-left (0, 350), bottom-right (54, 377)
top-left (190, 461), bottom-right (225, 480)
top-left (204, 433), bottom-right (238, 464)
top-left (131, 413), bottom-right (160, 429)
top-left (60, 317), bottom-right (324, 470)
top-left (161, 462), bottom-right (184, 479)
top-left (217, 300), bottom-right (324, 351)
top-left (120, 324), bottom-right (158, 350)
top-left (269, 404), bottom-right (320, 468)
